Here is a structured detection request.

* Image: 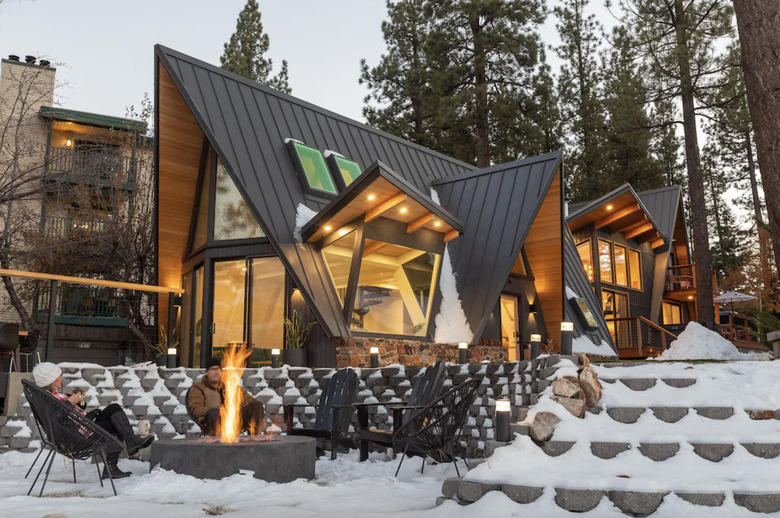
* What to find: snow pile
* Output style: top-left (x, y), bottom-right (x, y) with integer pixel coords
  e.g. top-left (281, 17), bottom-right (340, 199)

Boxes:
top-left (572, 336), bottom-right (617, 357)
top-left (433, 245), bottom-right (473, 344)
top-left (293, 203), bottom-right (318, 243)
top-left (658, 321), bottom-right (762, 360)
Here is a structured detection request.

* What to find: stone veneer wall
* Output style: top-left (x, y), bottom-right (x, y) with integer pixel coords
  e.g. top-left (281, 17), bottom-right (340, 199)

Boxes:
top-left (0, 355), bottom-right (574, 458)
top-left (335, 337), bottom-right (507, 368)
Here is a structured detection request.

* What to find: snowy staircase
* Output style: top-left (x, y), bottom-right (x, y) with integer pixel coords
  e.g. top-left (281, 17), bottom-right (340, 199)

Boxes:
top-left (441, 362), bottom-right (780, 515)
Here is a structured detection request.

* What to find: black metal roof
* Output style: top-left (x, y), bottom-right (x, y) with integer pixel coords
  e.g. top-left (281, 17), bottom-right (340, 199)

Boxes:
top-left (155, 45), bottom-right (474, 339)
top-left (563, 226), bottom-right (616, 352)
top-left (301, 160), bottom-right (464, 242)
top-left (636, 185), bottom-right (682, 243)
top-left (432, 152), bottom-right (563, 341)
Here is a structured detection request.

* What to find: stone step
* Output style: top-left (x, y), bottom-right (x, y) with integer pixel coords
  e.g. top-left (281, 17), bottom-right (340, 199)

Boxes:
top-left (603, 406), bottom-right (739, 423)
top-left (442, 479), bottom-right (780, 515)
top-left (599, 377), bottom-right (696, 390)
top-left (537, 440), bottom-right (780, 462)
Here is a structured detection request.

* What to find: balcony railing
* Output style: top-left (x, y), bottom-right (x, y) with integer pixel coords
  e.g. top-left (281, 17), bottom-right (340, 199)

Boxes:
top-left (44, 216), bottom-right (111, 240)
top-left (666, 263), bottom-right (696, 292)
top-left (34, 284), bottom-right (127, 326)
top-left (605, 316), bottom-right (678, 358)
top-left (46, 146), bottom-right (134, 186)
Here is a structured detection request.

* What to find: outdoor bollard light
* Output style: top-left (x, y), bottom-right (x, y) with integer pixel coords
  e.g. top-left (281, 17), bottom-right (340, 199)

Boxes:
top-left (166, 348), bottom-right (177, 368)
top-left (370, 347), bottom-right (379, 368)
top-left (530, 334), bottom-right (542, 359)
top-left (271, 348), bottom-right (280, 368)
top-left (458, 342), bottom-right (468, 364)
top-left (495, 398), bottom-right (511, 442)
top-left (561, 322), bottom-right (574, 356)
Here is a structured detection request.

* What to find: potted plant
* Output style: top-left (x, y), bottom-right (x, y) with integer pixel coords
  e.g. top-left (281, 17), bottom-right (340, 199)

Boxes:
top-left (283, 309), bottom-right (317, 367)
top-left (152, 324), bottom-right (178, 366)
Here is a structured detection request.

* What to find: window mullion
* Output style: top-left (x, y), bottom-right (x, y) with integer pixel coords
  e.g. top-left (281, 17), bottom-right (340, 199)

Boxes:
top-left (342, 221), bottom-right (365, 327)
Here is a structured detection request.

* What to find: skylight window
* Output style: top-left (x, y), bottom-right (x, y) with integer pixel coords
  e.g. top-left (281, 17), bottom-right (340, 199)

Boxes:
top-left (287, 140), bottom-right (338, 195)
top-left (325, 151), bottom-right (362, 188)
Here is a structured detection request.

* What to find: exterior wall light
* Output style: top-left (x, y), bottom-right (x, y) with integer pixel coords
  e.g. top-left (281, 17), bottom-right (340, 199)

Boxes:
top-left (271, 348), bottom-right (280, 368)
top-left (530, 334), bottom-right (542, 359)
top-left (166, 348), bottom-right (177, 368)
top-left (370, 346), bottom-right (379, 368)
top-left (561, 322), bottom-right (574, 355)
top-left (495, 398), bottom-right (511, 442)
top-left (529, 302), bottom-right (537, 314)
top-left (458, 342), bottom-right (468, 364)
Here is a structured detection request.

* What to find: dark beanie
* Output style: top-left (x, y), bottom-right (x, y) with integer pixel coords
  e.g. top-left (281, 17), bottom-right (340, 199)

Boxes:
top-left (205, 357), bottom-right (222, 370)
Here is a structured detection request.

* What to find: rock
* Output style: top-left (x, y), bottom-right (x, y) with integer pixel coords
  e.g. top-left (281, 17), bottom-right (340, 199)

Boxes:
top-left (529, 412), bottom-right (560, 442)
top-left (748, 409), bottom-right (775, 420)
top-left (552, 396), bottom-right (586, 418)
top-left (552, 378), bottom-right (583, 399)
top-left (578, 367), bottom-right (602, 407)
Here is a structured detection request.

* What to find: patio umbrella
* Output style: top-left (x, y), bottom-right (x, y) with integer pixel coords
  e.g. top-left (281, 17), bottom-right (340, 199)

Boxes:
top-left (713, 291), bottom-right (757, 303)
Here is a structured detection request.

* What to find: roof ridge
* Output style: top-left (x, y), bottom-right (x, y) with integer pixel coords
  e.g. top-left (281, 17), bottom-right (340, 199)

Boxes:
top-left (155, 44), bottom-right (475, 173)
top-left (430, 151), bottom-right (563, 186)
top-left (636, 185), bottom-right (681, 196)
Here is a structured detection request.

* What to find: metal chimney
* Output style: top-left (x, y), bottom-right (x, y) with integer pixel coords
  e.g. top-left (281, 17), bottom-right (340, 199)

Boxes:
top-left (24, 55), bottom-right (36, 65)
top-left (7, 55), bottom-right (19, 62)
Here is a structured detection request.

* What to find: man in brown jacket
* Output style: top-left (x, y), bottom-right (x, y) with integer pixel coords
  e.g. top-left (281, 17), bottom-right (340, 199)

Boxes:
top-left (187, 357), bottom-right (265, 436)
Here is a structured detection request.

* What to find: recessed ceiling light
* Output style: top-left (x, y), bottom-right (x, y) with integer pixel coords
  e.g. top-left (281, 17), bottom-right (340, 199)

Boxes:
top-left (324, 225), bottom-right (332, 232)
top-left (434, 221), bottom-right (441, 227)
top-left (368, 194), bottom-right (376, 201)
top-left (606, 204), bottom-right (613, 210)
top-left (399, 207), bottom-right (407, 214)
top-left (338, 229), bottom-right (349, 236)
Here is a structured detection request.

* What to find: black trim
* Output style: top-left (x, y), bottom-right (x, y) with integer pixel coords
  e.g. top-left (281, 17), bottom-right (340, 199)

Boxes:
top-left (186, 138), bottom-right (211, 255)
top-left (342, 222), bottom-right (365, 325)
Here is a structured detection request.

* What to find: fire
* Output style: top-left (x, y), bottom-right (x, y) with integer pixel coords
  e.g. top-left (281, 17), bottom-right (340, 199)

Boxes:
top-left (218, 343), bottom-right (252, 443)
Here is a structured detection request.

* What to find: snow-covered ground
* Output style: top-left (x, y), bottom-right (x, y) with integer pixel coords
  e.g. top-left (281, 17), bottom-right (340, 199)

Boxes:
top-left (658, 322), bottom-right (769, 360)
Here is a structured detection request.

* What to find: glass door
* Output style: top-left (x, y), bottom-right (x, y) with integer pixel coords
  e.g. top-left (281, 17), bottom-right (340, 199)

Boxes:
top-left (212, 259), bottom-right (248, 356)
top-left (500, 294), bottom-right (520, 361)
top-left (602, 290), bottom-right (630, 348)
top-left (181, 266), bottom-right (204, 368)
top-left (180, 271), bottom-right (192, 367)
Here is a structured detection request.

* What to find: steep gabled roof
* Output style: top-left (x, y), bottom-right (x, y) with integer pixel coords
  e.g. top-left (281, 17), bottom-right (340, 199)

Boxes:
top-left (636, 185), bottom-right (682, 244)
top-left (432, 152), bottom-right (563, 341)
top-left (155, 45), bottom-right (474, 341)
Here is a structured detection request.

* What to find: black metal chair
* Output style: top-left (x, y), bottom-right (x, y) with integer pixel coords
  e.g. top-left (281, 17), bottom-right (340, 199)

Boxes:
top-left (0, 323), bottom-right (19, 372)
top-left (392, 378), bottom-right (480, 477)
top-left (183, 386), bottom-right (208, 436)
top-left (21, 379), bottom-right (124, 496)
top-left (356, 361), bottom-right (446, 461)
top-left (284, 368), bottom-right (359, 460)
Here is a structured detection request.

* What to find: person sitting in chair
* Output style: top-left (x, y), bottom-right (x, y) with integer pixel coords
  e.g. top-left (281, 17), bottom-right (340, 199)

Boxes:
top-left (32, 362), bottom-right (154, 480)
top-left (187, 357), bottom-right (265, 436)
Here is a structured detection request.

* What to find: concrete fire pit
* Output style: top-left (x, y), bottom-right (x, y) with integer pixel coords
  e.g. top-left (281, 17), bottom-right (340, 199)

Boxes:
top-left (149, 435), bottom-right (316, 482)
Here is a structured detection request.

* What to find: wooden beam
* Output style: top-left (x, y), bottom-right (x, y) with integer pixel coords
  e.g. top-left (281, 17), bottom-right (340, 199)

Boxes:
top-left (0, 268), bottom-right (183, 294)
top-left (620, 217), bottom-right (651, 236)
top-left (362, 241), bottom-right (387, 256)
top-left (624, 221), bottom-right (654, 240)
top-left (407, 212), bottom-right (433, 233)
top-left (444, 230), bottom-right (459, 243)
top-left (651, 237), bottom-right (665, 249)
top-left (613, 213), bottom-right (647, 233)
top-left (594, 204), bottom-right (640, 229)
top-left (365, 193), bottom-right (406, 222)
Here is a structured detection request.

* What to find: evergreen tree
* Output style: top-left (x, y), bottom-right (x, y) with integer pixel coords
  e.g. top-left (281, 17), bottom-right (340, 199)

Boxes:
top-left (523, 48), bottom-right (563, 156)
top-left (611, 0), bottom-right (735, 325)
top-left (651, 99), bottom-right (685, 188)
top-left (359, 0), bottom-right (437, 149)
top-left (220, 0), bottom-right (290, 93)
top-left (601, 26), bottom-right (662, 192)
top-left (554, 0), bottom-right (608, 202)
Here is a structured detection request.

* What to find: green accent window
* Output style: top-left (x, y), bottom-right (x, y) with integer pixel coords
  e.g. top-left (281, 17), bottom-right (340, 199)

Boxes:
top-left (333, 156), bottom-right (362, 186)
top-left (292, 142), bottom-right (337, 194)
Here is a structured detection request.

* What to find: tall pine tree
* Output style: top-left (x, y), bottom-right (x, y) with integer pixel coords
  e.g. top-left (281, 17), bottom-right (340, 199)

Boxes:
top-left (220, 0), bottom-right (291, 93)
top-left (554, 0), bottom-right (608, 202)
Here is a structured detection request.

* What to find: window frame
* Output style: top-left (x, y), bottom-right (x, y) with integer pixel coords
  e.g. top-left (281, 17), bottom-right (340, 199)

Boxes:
top-left (598, 238), bottom-right (614, 285)
top-left (628, 248), bottom-right (643, 292)
top-left (662, 300), bottom-right (683, 325)
top-left (613, 243), bottom-right (629, 287)
top-left (286, 139), bottom-right (338, 198)
top-left (575, 238), bottom-right (594, 283)
top-left (325, 152), bottom-right (363, 190)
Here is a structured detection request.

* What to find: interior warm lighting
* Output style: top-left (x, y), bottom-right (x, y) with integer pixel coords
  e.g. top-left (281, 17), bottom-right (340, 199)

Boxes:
top-left (241, 266), bottom-right (247, 272)
top-left (458, 342), bottom-right (468, 349)
top-left (496, 399), bottom-right (511, 412)
top-left (606, 204), bottom-right (613, 210)
top-left (370, 346), bottom-right (379, 354)
top-left (368, 194), bottom-right (376, 201)
top-left (434, 221), bottom-right (441, 227)
top-left (399, 207), bottom-right (407, 214)
top-left (271, 348), bottom-right (280, 355)
top-left (338, 228), bottom-right (349, 236)
top-left (167, 348), bottom-right (177, 355)
top-left (561, 322), bottom-right (574, 332)
top-left (530, 334), bottom-right (542, 342)
top-left (324, 225), bottom-right (332, 232)
top-left (688, 295), bottom-right (694, 300)
top-left (66, 139), bottom-right (72, 147)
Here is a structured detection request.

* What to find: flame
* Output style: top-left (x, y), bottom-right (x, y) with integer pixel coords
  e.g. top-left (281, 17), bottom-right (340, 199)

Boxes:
top-left (218, 343), bottom-right (252, 443)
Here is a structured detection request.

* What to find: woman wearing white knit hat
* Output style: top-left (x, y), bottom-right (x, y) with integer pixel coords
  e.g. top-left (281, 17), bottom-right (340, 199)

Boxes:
top-left (32, 362), bottom-right (154, 479)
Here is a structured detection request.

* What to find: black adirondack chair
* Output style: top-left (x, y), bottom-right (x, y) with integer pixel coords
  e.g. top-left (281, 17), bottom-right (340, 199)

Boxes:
top-left (21, 379), bottom-right (125, 496)
top-left (392, 378), bottom-right (480, 477)
top-left (284, 367), bottom-right (358, 460)
top-left (356, 361), bottom-right (446, 462)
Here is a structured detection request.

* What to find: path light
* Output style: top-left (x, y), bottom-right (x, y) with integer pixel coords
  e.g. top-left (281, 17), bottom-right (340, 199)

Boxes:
top-left (458, 342), bottom-right (468, 364)
top-left (166, 347), bottom-right (177, 368)
top-left (495, 399), bottom-right (511, 442)
top-left (271, 348), bottom-right (280, 368)
top-left (530, 334), bottom-right (542, 360)
top-left (561, 322), bottom-right (574, 356)
top-left (370, 347), bottom-right (379, 368)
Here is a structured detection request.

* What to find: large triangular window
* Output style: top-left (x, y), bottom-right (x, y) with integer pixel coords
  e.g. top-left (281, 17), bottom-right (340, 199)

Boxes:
top-left (214, 158), bottom-right (263, 240)
top-left (191, 148), bottom-right (211, 251)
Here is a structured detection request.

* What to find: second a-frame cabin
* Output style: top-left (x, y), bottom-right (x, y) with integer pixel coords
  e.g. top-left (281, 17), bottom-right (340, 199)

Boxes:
top-left (154, 45), bottom-right (616, 368)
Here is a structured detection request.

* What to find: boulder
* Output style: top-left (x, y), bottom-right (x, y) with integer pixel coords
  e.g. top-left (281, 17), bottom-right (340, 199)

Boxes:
top-left (579, 367), bottom-right (602, 407)
top-left (552, 396), bottom-right (587, 418)
top-left (748, 409), bottom-right (774, 420)
top-left (529, 412), bottom-right (560, 441)
top-left (552, 378), bottom-right (583, 399)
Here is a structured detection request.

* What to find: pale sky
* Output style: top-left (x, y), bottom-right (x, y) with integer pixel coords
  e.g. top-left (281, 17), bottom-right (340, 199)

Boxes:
top-left (0, 0), bottom-right (608, 125)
